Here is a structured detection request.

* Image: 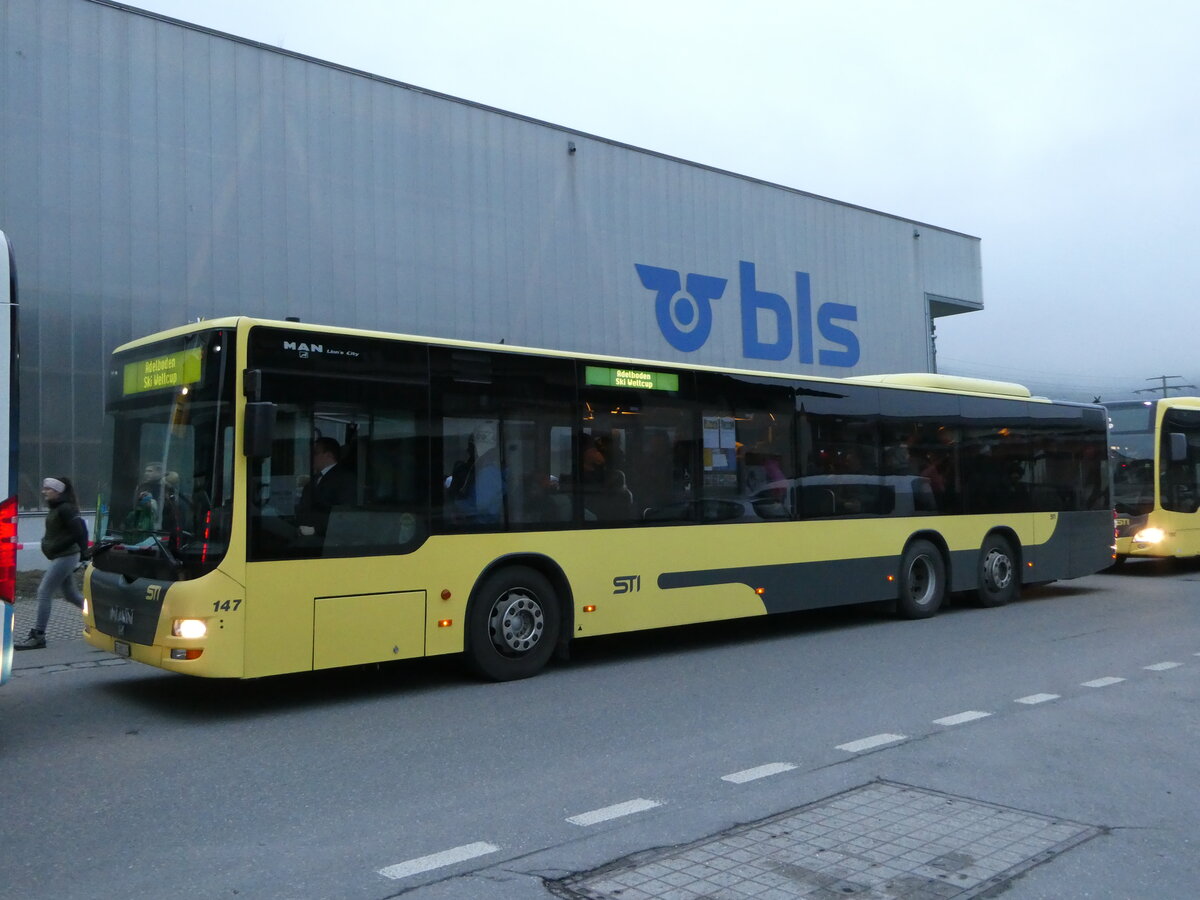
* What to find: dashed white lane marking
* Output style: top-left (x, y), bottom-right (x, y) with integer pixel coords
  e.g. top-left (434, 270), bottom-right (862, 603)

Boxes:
top-left (378, 842), bottom-right (499, 880)
top-left (933, 710), bottom-right (991, 726)
top-left (1145, 661), bottom-right (1181, 671)
top-left (567, 798), bottom-right (661, 826)
top-left (1081, 676), bottom-right (1126, 688)
top-left (721, 762), bottom-right (796, 783)
top-left (1015, 693), bottom-right (1060, 705)
top-left (836, 733), bottom-right (907, 753)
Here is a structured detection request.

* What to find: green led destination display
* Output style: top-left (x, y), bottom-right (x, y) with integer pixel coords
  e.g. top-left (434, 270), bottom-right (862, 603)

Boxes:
top-left (585, 365), bottom-right (679, 392)
top-left (123, 348), bottom-right (203, 396)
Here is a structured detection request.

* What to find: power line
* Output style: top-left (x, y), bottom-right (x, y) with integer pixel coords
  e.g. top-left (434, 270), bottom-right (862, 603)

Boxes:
top-left (935, 356), bottom-right (1169, 389)
top-left (1135, 375), bottom-right (1198, 397)
top-left (937, 359), bottom-right (1200, 401)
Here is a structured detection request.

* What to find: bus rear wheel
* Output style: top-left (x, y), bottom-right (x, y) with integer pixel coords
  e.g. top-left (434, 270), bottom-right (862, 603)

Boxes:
top-left (467, 566), bottom-right (561, 681)
top-left (976, 534), bottom-right (1019, 607)
top-left (897, 539), bottom-right (945, 619)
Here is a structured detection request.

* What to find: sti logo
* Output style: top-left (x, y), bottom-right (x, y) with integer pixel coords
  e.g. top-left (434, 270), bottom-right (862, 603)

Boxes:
top-left (635, 261), bottom-right (860, 367)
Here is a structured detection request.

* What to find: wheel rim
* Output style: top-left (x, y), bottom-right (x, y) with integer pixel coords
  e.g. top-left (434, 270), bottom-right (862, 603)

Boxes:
top-left (488, 589), bottom-right (545, 655)
top-left (907, 555), bottom-right (936, 607)
top-left (983, 548), bottom-right (1013, 591)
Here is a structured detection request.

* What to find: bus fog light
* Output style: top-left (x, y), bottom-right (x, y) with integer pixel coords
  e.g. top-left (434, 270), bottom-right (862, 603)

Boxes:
top-left (170, 648), bottom-right (204, 660)
top-left (1133, 527), bottom-right (1165, 544)
top-left (172, 618), bottom-right (207, 639)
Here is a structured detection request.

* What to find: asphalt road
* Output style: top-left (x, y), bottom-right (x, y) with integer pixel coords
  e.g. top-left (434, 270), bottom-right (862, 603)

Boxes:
top-left (2, 559), bottom-right (1198, 899)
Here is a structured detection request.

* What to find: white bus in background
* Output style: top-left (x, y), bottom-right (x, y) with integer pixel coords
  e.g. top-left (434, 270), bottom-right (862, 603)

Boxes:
top-left (1, 230), bottom-right (18, 685)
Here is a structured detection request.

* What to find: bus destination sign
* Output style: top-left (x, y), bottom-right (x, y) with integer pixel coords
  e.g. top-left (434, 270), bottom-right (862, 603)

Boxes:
top-left (585, 365), bottom-right (679, 392)
top-left (123, 349), bottom-right (203, 396)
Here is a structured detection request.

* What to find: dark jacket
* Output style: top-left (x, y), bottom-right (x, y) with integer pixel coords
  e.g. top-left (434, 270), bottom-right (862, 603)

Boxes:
top-left (296, 463), bottom-right (356, 534)
top-left (42, 500), bottom-right (88, 560)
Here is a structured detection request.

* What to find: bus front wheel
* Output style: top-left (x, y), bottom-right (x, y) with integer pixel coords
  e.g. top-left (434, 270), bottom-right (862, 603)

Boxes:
top-left (976, 534), bottom-right (1020, 607)
top-left (897, 539), bottom-right (945, 619)
top-left (467, 566), bottom-right (561, 681)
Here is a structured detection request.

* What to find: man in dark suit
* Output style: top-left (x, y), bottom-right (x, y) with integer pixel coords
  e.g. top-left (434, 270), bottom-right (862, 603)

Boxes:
top-left (297, 437), bottom-right (356, 538)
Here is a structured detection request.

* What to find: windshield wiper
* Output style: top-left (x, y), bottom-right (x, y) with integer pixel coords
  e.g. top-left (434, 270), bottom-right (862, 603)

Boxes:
top-left (100, 530), bottom-right (185, 567)
top-left (148, 532), bottom-right (183, 568)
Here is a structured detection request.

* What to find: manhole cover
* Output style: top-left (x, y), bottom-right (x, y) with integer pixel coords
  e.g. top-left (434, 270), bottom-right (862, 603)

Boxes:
top-left (550, 780), bottom-right (1100, 899)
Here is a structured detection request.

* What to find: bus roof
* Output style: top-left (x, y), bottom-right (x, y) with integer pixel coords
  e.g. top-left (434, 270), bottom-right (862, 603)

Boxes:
top-left (115, 316), bottom-right (1047, 403)
top-left (845, 372), bottom-right (1031, 399)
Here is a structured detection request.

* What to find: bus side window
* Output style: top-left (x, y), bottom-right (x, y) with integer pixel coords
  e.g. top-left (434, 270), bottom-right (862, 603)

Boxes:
top-left (433, 349), bottom-right (576, 532)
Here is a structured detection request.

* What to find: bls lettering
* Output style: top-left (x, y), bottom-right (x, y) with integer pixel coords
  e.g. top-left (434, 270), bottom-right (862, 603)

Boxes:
top-left (635, 261), bottom-right (860, 367)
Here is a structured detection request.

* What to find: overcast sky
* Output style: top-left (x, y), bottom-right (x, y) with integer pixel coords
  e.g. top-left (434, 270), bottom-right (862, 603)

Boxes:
top-left (132, 0), bottom-right (1200, 402)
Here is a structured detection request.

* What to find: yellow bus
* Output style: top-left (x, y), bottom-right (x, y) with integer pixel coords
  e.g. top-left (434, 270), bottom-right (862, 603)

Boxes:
top-left (1107, 398), bottom-right (1200, 563)
top-left (84, 317), bottom-right (1114, 680)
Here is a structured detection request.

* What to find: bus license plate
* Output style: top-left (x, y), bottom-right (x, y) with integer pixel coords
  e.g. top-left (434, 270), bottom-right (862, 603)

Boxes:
top-left (113, 640), bottom-right (131, 658)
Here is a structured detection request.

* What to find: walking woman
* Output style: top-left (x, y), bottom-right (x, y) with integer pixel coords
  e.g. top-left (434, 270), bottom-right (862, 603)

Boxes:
top-left (14, 476), bottom-right (88, 650)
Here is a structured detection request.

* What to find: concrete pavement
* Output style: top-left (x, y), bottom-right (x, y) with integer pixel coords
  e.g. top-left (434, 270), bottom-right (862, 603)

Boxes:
top-left (8, 594), bottom-right (126, 674)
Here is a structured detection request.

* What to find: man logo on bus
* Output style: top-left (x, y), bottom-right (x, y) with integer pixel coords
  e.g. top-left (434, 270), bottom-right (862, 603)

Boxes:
top-left (283, 340), bottom-right (323, 359)
top-left (635, 261), bottom-right (860, 367)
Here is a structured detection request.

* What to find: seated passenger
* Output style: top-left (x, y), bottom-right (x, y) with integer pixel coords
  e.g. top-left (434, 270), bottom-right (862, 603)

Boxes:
top-left (589, 470), bottom-right (635, 520)
top-left (122, 491), bottom-right (157, 543)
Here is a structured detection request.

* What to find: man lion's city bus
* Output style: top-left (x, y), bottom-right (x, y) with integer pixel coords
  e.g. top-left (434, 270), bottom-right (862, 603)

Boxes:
top-left (83, 317), bottom-right (1114, 680)
top-left (1, 231), bottom-right (19, 686)
top-left (1107, 398), bottom-right (1200, 563)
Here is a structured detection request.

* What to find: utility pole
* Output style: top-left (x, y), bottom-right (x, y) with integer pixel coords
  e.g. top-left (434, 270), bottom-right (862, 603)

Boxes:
top-left (1135, 375), bottom-right (1198, 397)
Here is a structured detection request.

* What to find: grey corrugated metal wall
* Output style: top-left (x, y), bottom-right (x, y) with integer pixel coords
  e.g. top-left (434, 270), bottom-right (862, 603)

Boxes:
top-left (0, 0), bottom-right (982, 508)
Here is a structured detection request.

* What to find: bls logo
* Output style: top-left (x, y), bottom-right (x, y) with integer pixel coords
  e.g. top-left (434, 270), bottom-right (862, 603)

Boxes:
top-left (635, 261), bottom-right (860, 367)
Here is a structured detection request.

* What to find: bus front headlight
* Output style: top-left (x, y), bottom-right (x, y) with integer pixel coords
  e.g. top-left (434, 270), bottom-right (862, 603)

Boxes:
top-left (172, 618), bottom-right (207, 639)
top-left (1133, 527), bottom-right (1165, 544)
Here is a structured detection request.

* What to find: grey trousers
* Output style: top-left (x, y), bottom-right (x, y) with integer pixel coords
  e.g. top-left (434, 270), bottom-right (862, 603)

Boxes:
top-left (35, 552), bottom-right (84, 632)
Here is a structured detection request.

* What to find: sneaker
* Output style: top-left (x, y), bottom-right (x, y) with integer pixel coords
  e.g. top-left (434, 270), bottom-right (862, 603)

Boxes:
top-left (14, 629), bottom-right (46, 651)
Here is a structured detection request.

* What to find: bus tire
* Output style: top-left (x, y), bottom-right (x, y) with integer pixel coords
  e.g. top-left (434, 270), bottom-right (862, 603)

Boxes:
top-left (976, 534), bottom-right (1020, 607)
top-left (466, 566), bottom-right (561, 681)
top-left (897, 539), bottom-right (945, 619)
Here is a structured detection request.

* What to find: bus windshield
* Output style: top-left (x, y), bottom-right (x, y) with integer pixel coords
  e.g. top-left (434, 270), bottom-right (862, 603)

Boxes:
top-left (92, 328), bottom-right (236, 580)
top-left (1108, 402), bottom-right (1155, 517)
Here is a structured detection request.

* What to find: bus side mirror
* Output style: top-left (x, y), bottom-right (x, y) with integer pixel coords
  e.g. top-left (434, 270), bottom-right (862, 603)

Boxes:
top-left (1168, 432), bottom-right (1188, 463)
top-left (244, 402), bottom-right (277, 459)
